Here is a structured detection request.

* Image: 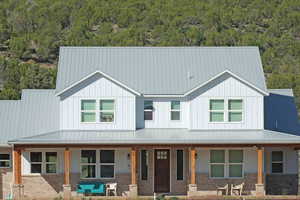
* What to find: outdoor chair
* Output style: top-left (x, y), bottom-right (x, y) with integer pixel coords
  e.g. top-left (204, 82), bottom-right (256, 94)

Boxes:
top-left (106, 183), bottom-right (117, 196)
top-left (231, 182), bottom-right (244, 196)
top-left (216, 184), bottom-right (229, 195)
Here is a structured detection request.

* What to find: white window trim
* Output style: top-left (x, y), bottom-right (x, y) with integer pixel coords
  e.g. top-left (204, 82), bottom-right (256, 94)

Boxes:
top-left (144, 100), bottom-right (154, 121)
top-left (0, 153), bottom-right (11, 168)
top-left (170, 101), bottom-right (181, 121)
top-left (209, 149), bottom-right (244, 179)
top-left (140, 149), bottom-right (149, 181)
top-left (209, 98), bottom-right (244, 123)
top-left (80, 149), bottom-right (115, 179)
top-left (80, 99), bottom-right (116, 124)
top-left (30, 151), bottom-right (58, 175)
top-left (271, 151), bottom-right (284, 174)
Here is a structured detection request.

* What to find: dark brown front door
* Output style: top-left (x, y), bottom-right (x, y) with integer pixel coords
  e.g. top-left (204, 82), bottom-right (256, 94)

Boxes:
top-left (154, 149), bottom-right (170, 193)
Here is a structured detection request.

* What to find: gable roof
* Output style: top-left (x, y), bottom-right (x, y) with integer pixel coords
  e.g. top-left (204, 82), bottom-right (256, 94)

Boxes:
top-left (0, 89), bottom-right (60, 145)
top-left (56, 46), bottom-right (268, 96)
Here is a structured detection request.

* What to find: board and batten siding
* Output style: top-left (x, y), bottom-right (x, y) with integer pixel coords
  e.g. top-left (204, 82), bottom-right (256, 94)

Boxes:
top-left (60, 75), bottom-right (136, 130)
top-left (136, 97), bottom-right (189, 129)
top-left (189, 76), bottom-right (264, 130)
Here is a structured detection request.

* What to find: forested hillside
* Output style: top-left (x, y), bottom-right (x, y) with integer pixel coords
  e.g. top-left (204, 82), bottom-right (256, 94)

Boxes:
top-left (0, 0), bottom-right (299, 113)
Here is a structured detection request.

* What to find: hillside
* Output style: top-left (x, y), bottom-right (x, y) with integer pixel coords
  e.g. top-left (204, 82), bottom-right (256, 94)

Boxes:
top-left (0, 0), bottom-right (299, 113)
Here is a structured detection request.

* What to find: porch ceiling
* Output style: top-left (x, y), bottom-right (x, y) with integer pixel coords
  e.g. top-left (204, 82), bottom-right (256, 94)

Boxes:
top-left (8, 129), bottom-right (300, 145)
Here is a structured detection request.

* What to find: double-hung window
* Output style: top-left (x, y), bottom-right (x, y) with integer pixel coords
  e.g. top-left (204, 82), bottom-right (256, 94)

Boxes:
top-left (144, 100), bottom-right (153, 120)
top-left (0, 153), bottom-right (10, 168)
top-left (209, 100), bottom-right (225, 122)
top-left (271, 151), bottom-right (283, 173)
top-left (81, 100), bottom-right (96, 122)
top-left (228, 100), bottom-right (243, 122)
top-left (228, 150), bottom-right (243, 177)
top-left (30, 152), bottom-right (57, 174)
top-left (171, 101), bottom-right (181, 121)
top-left (140, 150), bottom-right (148, 180)
top-left (210, 150), bottom-right (225, 178)
top-left (100, 150), bottom-right (115, 178)
top-left (81, 150), bottom-right (96, 178)
top-left (100, 100), bottom-right (115, 122)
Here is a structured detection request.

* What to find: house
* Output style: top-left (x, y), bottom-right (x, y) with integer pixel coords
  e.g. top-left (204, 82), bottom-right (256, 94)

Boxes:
top-left (0, 46), bottom-right (300, 199)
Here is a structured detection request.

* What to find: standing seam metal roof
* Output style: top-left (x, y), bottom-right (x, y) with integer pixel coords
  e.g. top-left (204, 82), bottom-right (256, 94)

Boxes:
top-left (56, 47), bottom-right (268, 95)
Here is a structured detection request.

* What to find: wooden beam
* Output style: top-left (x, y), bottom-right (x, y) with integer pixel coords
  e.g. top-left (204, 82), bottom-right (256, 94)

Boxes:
top-left (64, 148), bottom-right (71, 185)
top-left (257, 148), bottom-right (264, 184)
top-left (131, 148), bottom-right (137, 185)
top-left (190, 148), bottom-right (196, 185)
top-left (13, 148), bottom-right (22, 185)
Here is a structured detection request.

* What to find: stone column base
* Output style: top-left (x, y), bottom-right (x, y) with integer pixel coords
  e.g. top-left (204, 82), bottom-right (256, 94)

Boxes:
top-left (255, 184), bottom-right (265, 196)
top-left (12, 184), bottom-right (24, 200)
top-left (128, 184), bottom-right (138, 198)
top-left (63, 184), bottom-right (72, 200)
top-left (187, 184), bottom-right (198, 197)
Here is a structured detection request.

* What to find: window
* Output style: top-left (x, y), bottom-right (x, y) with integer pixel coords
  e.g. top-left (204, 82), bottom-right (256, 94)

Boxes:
top-left (210, 150), bottom-right (225, 178)
top-left (100, 150), bottom-right (115, 178)
top-left (140, 150), bottom-right (148, 180)
top-left (30, 152), bottom-right (57, 174)
top-left (271, 151), bottom-right (283, 173)
top-left (176, 150), bottom-right (184, 180)
top-left (209, 100), bottom-right (224, 122)
top-left (81, 150), bottom-right (96, 178)
top-left (81, 100), bottom-right (96, 122)
top-left (45, 152), bottom-right (57, 174)
top-left (171, 101), bottom-right (181, 120)
top-left (100, 100), bottom-right (115, 122)
top-left (228, 100), bottom-right (243, 122)
top-left (0, 154), bottom-right (10, 168)
top-left (30, 152), bottom-right (43, 173)
top-left (229, 150), bottom-right (243, 177)
top-left (144, 100), bottom-right (153, 120)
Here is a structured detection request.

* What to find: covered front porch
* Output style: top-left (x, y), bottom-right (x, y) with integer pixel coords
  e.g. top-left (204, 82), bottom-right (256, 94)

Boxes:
top-left (10, 144), bottom-right (300, 199)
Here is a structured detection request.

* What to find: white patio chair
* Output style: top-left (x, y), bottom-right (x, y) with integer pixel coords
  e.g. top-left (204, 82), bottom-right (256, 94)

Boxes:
top-left (231, 182), bottom-right (244, 196)
top-left (216, 184), bottom-right (229, 195)
top-left (106, 183), bottom-right (117, 196)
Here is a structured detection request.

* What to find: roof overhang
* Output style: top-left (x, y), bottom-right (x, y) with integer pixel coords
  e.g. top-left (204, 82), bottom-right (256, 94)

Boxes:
top-left (56, 70), bottom-right (141, 96)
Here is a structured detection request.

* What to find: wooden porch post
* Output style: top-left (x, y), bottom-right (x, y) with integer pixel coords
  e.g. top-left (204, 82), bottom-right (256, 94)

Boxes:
top-left (256, 147), bottom-right (265, 196)
top-left (190, 148), bottom-right (196, 185)
top-left (13, 148), bottom-right (22, 185)
top-left (129, 148), bottom-right (138, 197)
top-left (63, 148), bottom-right (72, 199)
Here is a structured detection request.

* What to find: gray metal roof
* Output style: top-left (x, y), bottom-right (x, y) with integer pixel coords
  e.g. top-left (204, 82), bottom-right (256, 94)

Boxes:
top-left (268, 89), bottom-right (294, 97)
top-left (0, 89), bottom-right (60, 145)
top-left (8, 129), bottom-right (300, 144)
top-left (56, 46), bottom-right (267, 95)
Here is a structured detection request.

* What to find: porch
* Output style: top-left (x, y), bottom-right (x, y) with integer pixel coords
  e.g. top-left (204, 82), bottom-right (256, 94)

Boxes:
top-left (10, 144), bottom-right (300, 199)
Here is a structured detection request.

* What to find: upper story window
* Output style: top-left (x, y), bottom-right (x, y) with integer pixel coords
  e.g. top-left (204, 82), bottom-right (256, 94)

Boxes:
top-left (171, 101), bottom-right (181, 121)
top-left (228, 100), bottom-right (243, 122)
top-left (271, 151), bottom-right (283, 174)
top-left (0, 153), bottom-right (10, 168)
top-left (144, 100), bottom-right (153, 121)
top-left (209, 99), bottom-right (243, 122)
top-left (81, 100), bottom-right (96, 122)
top-left (209, 100), bottom-right (224, 122)
top-left (81, 99), bottom-right (115, 123)
top-left (100, 100), bottom-right (115, 122)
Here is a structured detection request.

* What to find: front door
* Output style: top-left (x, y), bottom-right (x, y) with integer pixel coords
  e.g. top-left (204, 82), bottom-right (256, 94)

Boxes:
top-left (154, 149), bottom-right (170, 193)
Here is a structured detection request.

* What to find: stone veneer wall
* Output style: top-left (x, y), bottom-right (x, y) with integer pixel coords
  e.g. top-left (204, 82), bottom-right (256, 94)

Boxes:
top-left (266, 174), bottom-right (298, 195)
top-left (196, 173), bottom-right (257, 195)
top-left (0, 168), bottom-right (13, 199)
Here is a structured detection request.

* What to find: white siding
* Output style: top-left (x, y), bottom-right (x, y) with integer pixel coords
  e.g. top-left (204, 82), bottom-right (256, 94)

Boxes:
top-left (136, 97), bottom-right (189, 129)
top-left (60, 76), bottom-right (136, 130)
top-left (189, 76), bottom-right (264, 130)
top-left (196, 148), bottom-right (258, 173)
